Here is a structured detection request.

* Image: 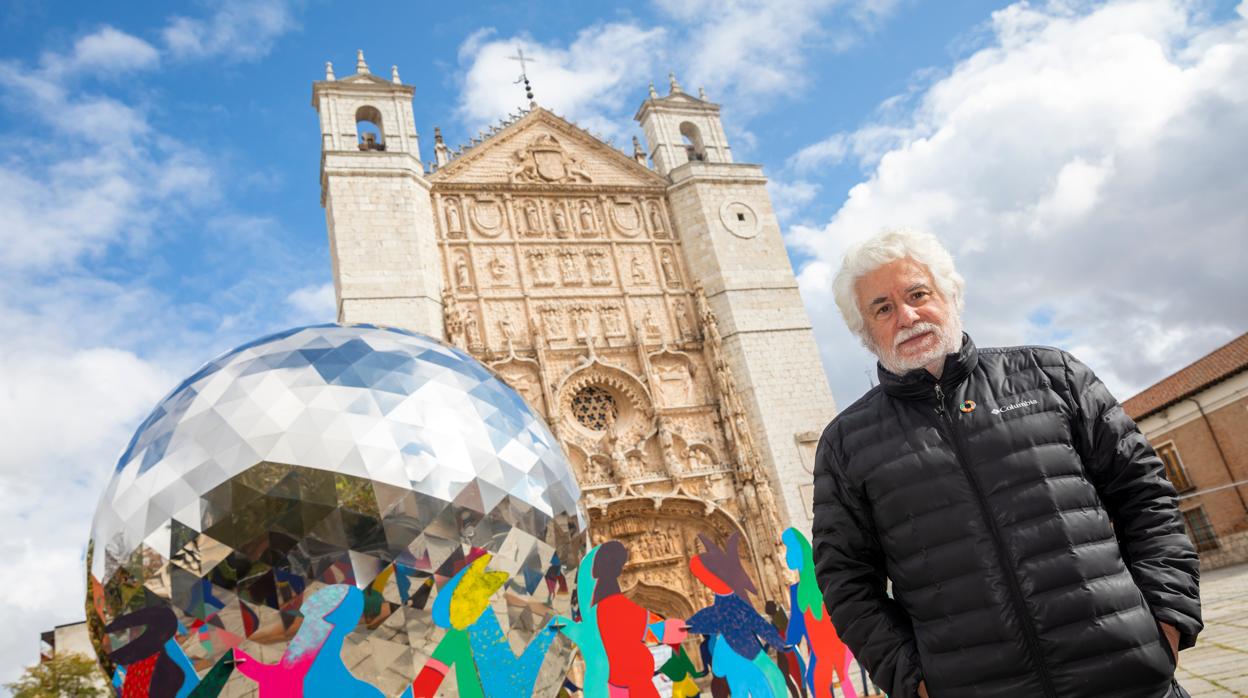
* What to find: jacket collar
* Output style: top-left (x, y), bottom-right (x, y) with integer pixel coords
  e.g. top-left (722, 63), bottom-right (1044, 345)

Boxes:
top-left (877, 333), bottom-right (978, 400)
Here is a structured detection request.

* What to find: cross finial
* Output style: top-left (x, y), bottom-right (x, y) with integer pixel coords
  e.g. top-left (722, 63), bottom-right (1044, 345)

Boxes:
top-left (356, 49), bottom-right (369, 74)
top-left (509, 47), bottom-right (537, 106)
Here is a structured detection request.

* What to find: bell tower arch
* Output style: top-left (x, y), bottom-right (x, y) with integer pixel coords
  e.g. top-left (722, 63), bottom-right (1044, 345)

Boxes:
top-left (312, 51), bottom-right (444, 336)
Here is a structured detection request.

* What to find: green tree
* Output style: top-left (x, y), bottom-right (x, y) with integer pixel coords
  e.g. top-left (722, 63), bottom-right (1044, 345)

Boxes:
top-left (5, 653), bottom-right (108, 698)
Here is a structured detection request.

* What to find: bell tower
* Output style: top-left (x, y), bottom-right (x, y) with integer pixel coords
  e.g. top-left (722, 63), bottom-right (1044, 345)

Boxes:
top-left (636, 75), bottom-right (838, 530)
top-left (312, 51), bottom-right (443, 336)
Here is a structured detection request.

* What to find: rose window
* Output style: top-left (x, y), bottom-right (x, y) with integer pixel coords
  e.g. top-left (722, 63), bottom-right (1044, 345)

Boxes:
top-left (571, 386), bottom-right (618, 431)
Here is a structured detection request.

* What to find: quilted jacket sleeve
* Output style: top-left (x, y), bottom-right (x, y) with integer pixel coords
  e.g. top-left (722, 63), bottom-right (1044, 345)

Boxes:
top-left (1063, 352), bottom-right (1203, 649)
top-left (812, 429), bottom-right (923, 696)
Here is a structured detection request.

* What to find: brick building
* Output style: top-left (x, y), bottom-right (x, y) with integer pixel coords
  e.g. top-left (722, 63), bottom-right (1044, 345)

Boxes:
top-left (1124, 333), bottom-right (1248, 569)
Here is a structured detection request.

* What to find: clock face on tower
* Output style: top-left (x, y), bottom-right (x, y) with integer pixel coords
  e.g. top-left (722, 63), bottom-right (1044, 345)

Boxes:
top-left (720, 200), bottom-right (760, 238)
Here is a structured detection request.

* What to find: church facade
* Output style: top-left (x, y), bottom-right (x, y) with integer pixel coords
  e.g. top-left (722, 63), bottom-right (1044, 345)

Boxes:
top-left (311, 52), bottom-right (837, 617)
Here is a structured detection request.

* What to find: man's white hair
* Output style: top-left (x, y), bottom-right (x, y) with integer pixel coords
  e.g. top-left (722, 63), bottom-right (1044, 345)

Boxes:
top-left (833, 227), bottom-right (965, 344)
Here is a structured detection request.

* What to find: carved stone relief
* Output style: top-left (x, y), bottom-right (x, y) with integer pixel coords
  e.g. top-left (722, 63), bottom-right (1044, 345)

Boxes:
top-left (509, 134), bottom-right (592, 184)
top-left (443, 196), bottom-right (464, 238)
top-left (468, 196), bottom-right (505, 238)
top-left (454, 252), bottom-right (473, 291)
top-left (558, 249), bottom-right (583, 285)
top-left (609, 198), bottom-right (642, 237)
top-left (585, 250), bottom-right (612, 285)
top-left (577, 200), bottom-right (599, 236)
top-left (527, 250), bottom-right (556, 286)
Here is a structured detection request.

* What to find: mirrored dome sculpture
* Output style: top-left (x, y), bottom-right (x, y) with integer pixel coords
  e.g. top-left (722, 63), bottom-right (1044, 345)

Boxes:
top-left (86, 324), bottom-right (585, 695)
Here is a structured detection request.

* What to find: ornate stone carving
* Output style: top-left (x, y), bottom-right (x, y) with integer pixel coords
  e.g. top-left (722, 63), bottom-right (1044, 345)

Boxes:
top-left (578, 200), bottom-right (598, 235)
top-left (462, 307), bottom-right (481, 348)
top-left (660, 249), bottom-right (681, 289)
top-left (454, 253), bottom-right (473, 290)
top-left (552, 202), bottom-right (571, 238)
top-left (655, 361), bottom-right (693, 406)
top-left (468, 197), bottom-right (504, 237)
top-left (509, 134), bottom-right (592, 184)
top-left (601, 304), bottom-right (625, 337)
top-left (538, 304), bottom-right (564, 338)
top-left (558, 250), bottom-right (582, 285)
top-left (443, 197), bottom-right (463, 237)
top-left (517, 199), bottom-right (543, 237)
top-left (673, 299), bottom-right (692, 340)
top-left (586, 250), bottom-right (612, 285)
top-left (527, 250), bottom-right (555, 286)
top-left (609, 198), bottom-right (642, 236)
top-left (648, 201), bottom-right (666, 237)
top-left (629, 255), bottom-right (648, 284)
top-left (487, 253), bottom-right (510, 283)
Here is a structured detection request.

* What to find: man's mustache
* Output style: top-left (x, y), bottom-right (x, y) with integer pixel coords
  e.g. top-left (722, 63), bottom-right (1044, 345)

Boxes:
top-left (894, 322), bottom-right (942, 349)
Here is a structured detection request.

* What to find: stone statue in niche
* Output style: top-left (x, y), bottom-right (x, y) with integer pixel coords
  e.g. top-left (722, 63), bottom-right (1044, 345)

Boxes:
top-left (445, 199), bottom-right (462, 235)
top-left (673, 299), bottom-right (692, 340)
top-left (587, 252), bottom-right (611, 285)
top-left (552, 204), bottom-right (570, 238)
top-left (627, 452), bottom-right (645, 475)
top-left (649, 203), bottom-right (664, 233)
top-left (642, 309), bottom-right (661, 339)
top-left (601, 305), bottom-right (624, 336)
top-left (660, 250), bottom-right (680, 288)
top-left (523, 200), bottom-right (541, 235)
top-left (463, 308), bottom-right (481, 347)
top-left (657, 363), bottom-right (692, 405)
top-left (572, 307), bottom-right (591, 338)
top-left (529, 251), bottom-right (555, 286)
top-left (488, 255), bottom-right (508, 281)
top-left (630, 257), bottom-right (647, 284)
top-left (455, 254), bottom-right (473, 290)
top-left (579, 201), bottom-right (597, 233)
top-left (539, 305), bottom-right (564, 338)
top-left (499, 314), bottom-right (516, 343)
top-left (559, 251), bottom-right (582, 284)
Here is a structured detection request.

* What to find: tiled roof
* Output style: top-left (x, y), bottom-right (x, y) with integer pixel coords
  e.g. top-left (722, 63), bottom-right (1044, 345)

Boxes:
top-left (1123, 333), bottom-right (1248, 420)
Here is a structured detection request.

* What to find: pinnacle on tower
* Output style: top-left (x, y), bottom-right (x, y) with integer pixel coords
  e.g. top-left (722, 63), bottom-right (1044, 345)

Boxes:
top-left (356, 49), bottom-right (369, 75)
top-left (633, 135), bottom-right (647, 166)
top-left (668, 72), bottom-right (683, 94)
top-left (391, 65), bottom-right (401, 84)
top-left (325, 61), bottom-right (335, 81)
top-left (648, 82), bottom-right (658, 99)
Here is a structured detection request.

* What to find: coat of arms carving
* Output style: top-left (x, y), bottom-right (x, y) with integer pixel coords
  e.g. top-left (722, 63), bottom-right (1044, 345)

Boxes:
top-left (510, 134), bottom-right (592, 184)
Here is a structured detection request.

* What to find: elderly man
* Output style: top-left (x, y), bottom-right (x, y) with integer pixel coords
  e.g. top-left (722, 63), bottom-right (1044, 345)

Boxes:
top-left (811, 228), bottom-right (1201, 698)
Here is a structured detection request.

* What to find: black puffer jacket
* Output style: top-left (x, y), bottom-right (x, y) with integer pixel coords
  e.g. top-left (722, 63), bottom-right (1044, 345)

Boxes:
top-left (812, 335), bottom-right (1202, 698)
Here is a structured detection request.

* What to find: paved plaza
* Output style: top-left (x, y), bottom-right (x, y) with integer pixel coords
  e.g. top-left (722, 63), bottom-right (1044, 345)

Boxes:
top-left (1178, 562), bottom-right (1248, 696)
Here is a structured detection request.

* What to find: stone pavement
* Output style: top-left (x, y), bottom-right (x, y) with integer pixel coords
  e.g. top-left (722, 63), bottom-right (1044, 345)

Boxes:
top-left (1177, 562), bottom-right (1248, 696)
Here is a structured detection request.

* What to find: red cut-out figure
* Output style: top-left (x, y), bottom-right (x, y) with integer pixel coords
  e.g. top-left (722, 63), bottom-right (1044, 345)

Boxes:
top-left (593, 541), bottom-right (687, 697)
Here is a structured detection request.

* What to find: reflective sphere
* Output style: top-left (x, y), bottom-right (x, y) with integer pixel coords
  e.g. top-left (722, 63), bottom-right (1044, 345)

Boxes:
top-left (87, 324), bottom-right (584, 695)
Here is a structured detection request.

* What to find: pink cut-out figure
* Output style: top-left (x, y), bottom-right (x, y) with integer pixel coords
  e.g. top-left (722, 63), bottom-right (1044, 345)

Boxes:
top-left (234, 585), bottom-right (376, 698)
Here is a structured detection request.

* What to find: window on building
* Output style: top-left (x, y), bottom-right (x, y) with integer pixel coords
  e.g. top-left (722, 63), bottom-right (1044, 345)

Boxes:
top-left (1183, 507), bottom-right (1220, 552)
top-left (1156, 443), bottom-right (1194, 492)
top-left (679, 122), bottom-right (706, 162)
top-left (356, 105), bottom-right (385, 151)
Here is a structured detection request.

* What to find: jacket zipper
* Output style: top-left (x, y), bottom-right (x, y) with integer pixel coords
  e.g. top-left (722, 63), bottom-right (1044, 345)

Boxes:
top-left (934, 383), bottom-right (1059, 698)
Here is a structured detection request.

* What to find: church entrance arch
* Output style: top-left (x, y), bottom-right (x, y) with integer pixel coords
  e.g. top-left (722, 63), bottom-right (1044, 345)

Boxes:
top-left (587, 496), bottom-right (768, 620)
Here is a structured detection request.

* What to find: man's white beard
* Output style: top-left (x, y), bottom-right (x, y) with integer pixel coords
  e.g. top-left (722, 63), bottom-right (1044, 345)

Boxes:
top-left (872, 316), bottom-right (964, 376)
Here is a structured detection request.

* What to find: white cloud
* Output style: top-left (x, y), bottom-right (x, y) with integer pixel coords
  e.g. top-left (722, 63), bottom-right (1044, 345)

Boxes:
top-left (455, 23), bottom-right (667, 139)
top-left (653, 0), bottom-right (902, 108)
top-left (286, 282), bottom-right (337, 323)
top-left (162, 0), bottom-right (297, 62)
top-left (790, 0), bottom-right (1248, 408)
top-left (768, 178), bottom-right (822, 222)
top-left (41, 26), bottom-right (160, 78)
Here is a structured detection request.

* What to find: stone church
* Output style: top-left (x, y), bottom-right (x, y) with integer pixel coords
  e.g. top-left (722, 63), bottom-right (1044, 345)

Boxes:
top-left (311, 52), bottom-right (837, 618)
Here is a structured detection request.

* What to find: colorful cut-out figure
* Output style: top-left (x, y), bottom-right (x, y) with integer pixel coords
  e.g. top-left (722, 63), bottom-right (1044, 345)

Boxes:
top-left (592, 541), bottom-right (688, 697)
top-left (411, 551), bottom-right (562, 698)
top-left (106, 606), bottom-right (189, 698)
top-left (687, 533), bottom-right (787, 698)
top-left (766, 600), bottom-right (808, 698)
top-left (656, 642), bottom-right (708, 698)
top-left (235, 584), bottom-right (382, 698)
top-left (782, 528), bottom-right (857, 698)
top-left (552, 546), bottom-right (610, 698)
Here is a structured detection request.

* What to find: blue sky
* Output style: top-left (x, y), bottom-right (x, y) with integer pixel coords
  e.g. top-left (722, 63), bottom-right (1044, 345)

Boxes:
top-left (1, 0), bottom-right (1246, 684)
